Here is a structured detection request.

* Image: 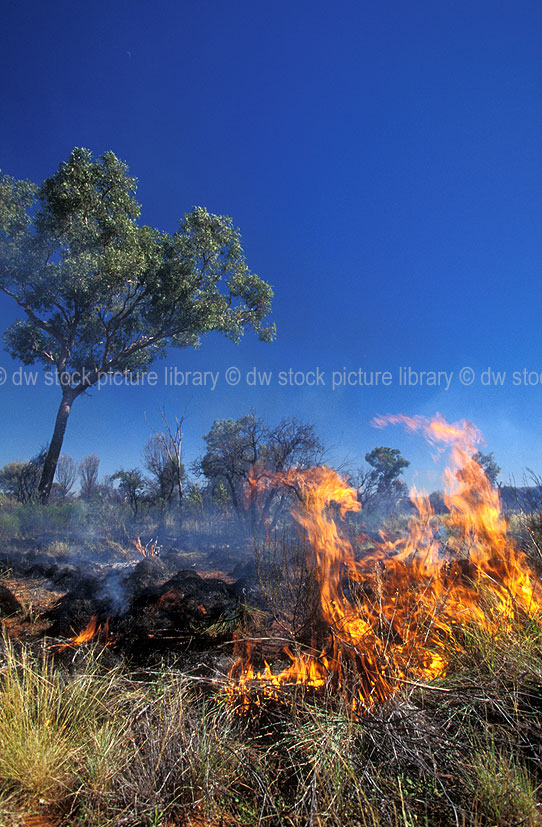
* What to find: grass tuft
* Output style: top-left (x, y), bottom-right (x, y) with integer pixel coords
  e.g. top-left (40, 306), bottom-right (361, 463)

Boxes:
top-left (0, 609), bottom-right (541, 825)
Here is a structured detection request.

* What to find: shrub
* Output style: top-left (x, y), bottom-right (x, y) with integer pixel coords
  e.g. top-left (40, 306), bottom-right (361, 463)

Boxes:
top-left (0, 512), bottom-right (19, 542)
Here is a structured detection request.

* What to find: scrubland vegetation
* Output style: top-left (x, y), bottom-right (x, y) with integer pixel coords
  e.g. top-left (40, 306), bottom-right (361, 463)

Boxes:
top-left (1, 575), bottom-right (542, 826)
top-left (1, 121), bottom-right (540, 827)
top-left (1, 413), bottom-right (542, 825)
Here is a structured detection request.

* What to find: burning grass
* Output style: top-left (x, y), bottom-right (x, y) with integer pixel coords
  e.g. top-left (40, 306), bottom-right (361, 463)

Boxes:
top-left (1, 413), bottom-right (542, 824)
top-left (228, 415), bottom-right (542, 715)
top-left (0, 616), bottom-right (541, 826)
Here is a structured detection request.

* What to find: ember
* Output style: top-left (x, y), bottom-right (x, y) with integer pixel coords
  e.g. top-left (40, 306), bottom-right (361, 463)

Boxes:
top-left (228, 414), bottom-right (542, 713)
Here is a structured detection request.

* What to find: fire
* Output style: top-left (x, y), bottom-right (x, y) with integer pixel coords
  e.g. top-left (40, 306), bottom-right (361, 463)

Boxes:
top-left (53, 616), bottom-right (113, 651)
top-left (228, 414), bottom-right (542, 713)
top-left (70, 615), bottom-right (98, 645)
top-left (132, 537), bottom-right (160, 557)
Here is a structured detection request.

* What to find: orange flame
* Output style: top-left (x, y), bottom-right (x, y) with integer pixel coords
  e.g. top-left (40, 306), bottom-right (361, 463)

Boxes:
top-left (70, 615), bottom-right (98, 645)
top-left (53, 616), bottom-right (114, 651)
top-left (132, 537), bottom-right (160, 557)
top-left (227, 414), bottom-right (542, 713)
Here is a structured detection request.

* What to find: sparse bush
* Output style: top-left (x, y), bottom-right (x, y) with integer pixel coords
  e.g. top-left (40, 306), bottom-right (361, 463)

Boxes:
top-left (0, 511), bottom-right (19, 542)
top-left (255, 528), bottom-right (322, 643)
top-left (79, 454), bottom-right (100, 501)
top-left (53, 454), bottom-right (77, 500)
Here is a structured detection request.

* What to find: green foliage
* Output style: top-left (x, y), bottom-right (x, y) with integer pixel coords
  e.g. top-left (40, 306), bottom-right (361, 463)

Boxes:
top-left (211, 480), bottom-right (231, 512)
top-left (0, 452), bottom-right (45, 503)
top-left (197, 413), bottom-right (323, 522)
top-left (364, 446), bottom-right (410, 494)
top-left (0, 147), bottom-right (274, 382)
top-left (112, 467), bottom-right (147, 516)
top-left (0, 511), bottom-right (20, 542)
top-left (0, 463), bottom-right (29, 501)
top-left (354, 446), bottom-right (410, 517)
top-left (15, 501), bottom-right (85, 535)
top-left (185, 482), bottom-right (204, 514)
top-left (473, 450), bottom-right (501, 486)
top-left (0, 148), bottom-right (275, 500)
top-left (199, 414), bottom-right (261, 502)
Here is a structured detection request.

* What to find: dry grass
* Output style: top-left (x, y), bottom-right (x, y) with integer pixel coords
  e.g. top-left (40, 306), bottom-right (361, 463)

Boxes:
top-left (0, 604), bottom-right (541, 826)
top-left (0, 636), bottom-right (128, 810)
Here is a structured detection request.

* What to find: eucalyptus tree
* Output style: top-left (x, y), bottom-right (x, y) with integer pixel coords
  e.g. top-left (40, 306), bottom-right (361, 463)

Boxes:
top-left (0, 148), bottom-right (274, 501)
top-left (355, 446), bottom-right (410, 513)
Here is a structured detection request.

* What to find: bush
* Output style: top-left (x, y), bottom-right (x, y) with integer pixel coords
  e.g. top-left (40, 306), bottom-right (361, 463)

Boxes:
top-left (0, 512), bottom-right (19, 542)
top-left (15, 502), bottom-right (84, 537)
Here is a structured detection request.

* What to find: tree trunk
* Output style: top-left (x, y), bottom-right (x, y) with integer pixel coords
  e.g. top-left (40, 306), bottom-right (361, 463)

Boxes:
top-left (176, 474), bottom-right (183, 529)
top-left (38, 390), bottom-right (77, 503)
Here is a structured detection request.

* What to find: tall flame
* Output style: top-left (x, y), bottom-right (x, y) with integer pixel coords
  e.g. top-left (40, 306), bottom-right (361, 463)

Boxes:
top-left (228, 414), bottom-right (542, 712)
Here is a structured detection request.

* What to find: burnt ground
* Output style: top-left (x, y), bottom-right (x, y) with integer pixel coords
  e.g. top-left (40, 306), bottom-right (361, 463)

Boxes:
top-left (0, 540), bottom-right (261, 678)
top-left (0, 540), bottom-right (249, 827)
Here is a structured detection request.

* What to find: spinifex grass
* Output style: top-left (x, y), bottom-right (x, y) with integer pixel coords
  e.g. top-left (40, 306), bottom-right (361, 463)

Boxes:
top-left (0, 609), bottom-right (541, 826)
top-left (0, 635), bottom-right (123, 804)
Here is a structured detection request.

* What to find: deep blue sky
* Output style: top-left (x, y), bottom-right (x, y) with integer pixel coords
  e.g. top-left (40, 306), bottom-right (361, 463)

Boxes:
top-left (1, 0), bottom-right (542, 488)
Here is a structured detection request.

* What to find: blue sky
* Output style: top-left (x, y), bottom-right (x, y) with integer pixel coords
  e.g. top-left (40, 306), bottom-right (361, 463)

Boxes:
top-left (1, 0), bottom-right (542, 488)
